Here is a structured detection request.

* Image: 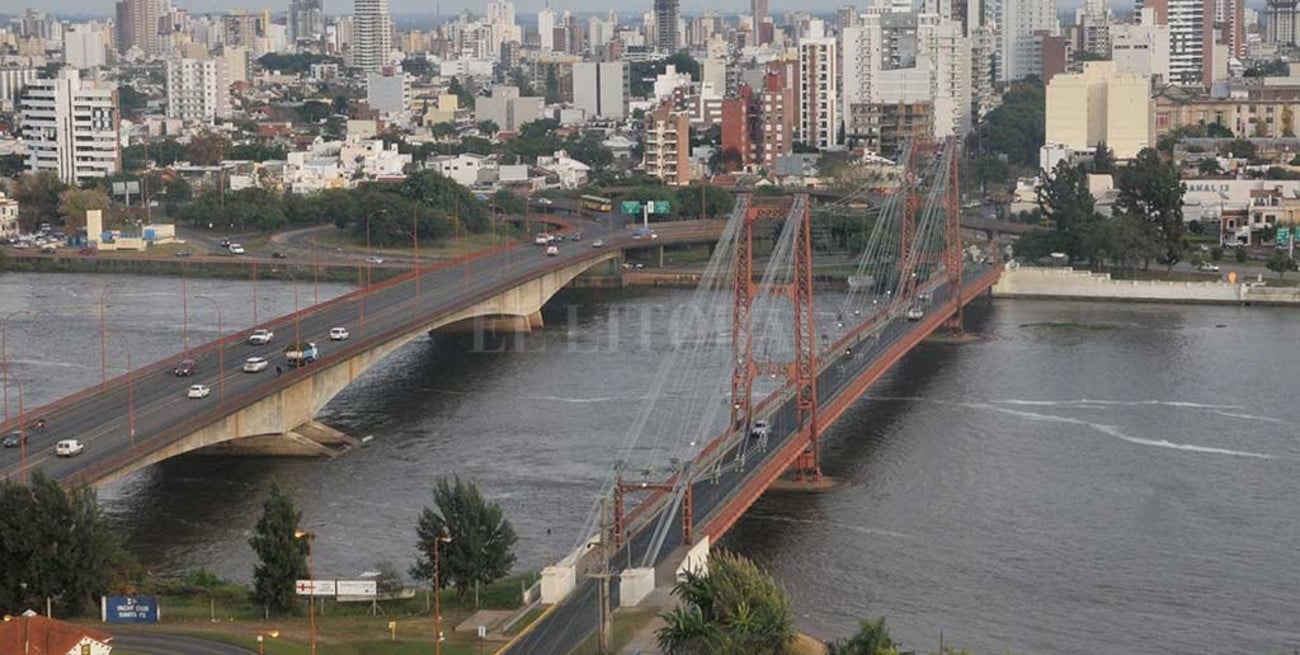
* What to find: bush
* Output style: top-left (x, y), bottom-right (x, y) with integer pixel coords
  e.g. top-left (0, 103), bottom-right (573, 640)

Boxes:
top-left (1236, 248), bottom-right (1249, 263)
top-left (1210, 246), bottom-right (1224, 262)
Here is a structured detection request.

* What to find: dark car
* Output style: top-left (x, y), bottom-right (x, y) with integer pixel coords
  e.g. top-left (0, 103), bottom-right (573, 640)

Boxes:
top-left (174, 249), bottom-right (193, 257)
top-left (1, 431), bottom-right (26, 448)
top-left (219, 239), bottom-right (231, 248)
top-left (173, 359), bottom-right (198, 377)
top-left (272, 251), bottom-right (288, 259)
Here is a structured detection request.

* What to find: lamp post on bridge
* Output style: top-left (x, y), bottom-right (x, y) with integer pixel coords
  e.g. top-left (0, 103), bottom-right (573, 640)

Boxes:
top-left (193, 296), bottom-right (226, 402)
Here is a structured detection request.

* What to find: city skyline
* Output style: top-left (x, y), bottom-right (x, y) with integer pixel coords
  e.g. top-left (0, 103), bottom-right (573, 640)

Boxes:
top-left (9, 0), bottom-right (1126, 19)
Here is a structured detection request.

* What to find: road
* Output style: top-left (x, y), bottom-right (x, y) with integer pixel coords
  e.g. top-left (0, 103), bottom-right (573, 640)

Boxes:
top-left (502, 265), bottom-right (1000, 655)
top-left (112, 632), bottom-right (253, 655)
top-left (0, 211), bottom-right (636, 485)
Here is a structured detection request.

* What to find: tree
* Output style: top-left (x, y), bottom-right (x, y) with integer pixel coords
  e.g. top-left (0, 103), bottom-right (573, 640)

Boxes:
top-left (410, 477), bottom-right (517, 605)
top-left (1197, 158), bottom-right (1223, 176)
top-left (0, 473), bottom-right (132, 616)
top-left (1236, 247), bottom-right (1249, 263)
top-left (297, 100), bottom-right (333, 124)
top-left (1211, 246), bottom-right (1224, 262)
top-left (448, 76), bottom-right (475, 109)
top-left (1092, 142), bottom-right (1115, 174)
top-left (10, 172), bottom-right (69, 231)
top-left (248, 481), bottom-right (309, 616)
top-left (1223, 138), bottom-right (1257, 161)
top-left (1115, 147), bottom-right (1186, 269)
top-left (656, 551), bottom-right (795, 655)
top-left (1084, 214), bottom-right (1160, 274)
top-left (186, 131), bottom-right (232, 166)
top-left (675, 184), bottom-right (736, 219)
top-left (58, 187), bottom-right (113, 231)
top-left (476, 120), bottom-right (500, 136)
top-left (117, 84), bottom-right (147, 117)
top-left (828, 617), bottom-right (899, 655)
top-left (1266, 252), bottom-right (1298, 278)
top-left (974, 80), bottom-right (1045, 166)
top-left (1037, 160), bottom-right (1098, 261)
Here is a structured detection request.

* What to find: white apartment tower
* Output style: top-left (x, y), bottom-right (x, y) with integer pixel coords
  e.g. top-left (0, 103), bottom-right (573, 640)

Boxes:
top-left (998, 0), bottom-right (1057, 81)
top-left (920, 15), bottom-right (973, 137)
top-left (20, 69), bottom-right (120, 184)
top-left (538, 7), bottom-right (557, 50)
top-left (798, 36), bottom-right (839, 149)
top-left (351, 0), bottom-right (393, 72)
top-left (166, 58), bottom-right (230, 124)
top-left (1168, 0), bottom-right (1211, 86)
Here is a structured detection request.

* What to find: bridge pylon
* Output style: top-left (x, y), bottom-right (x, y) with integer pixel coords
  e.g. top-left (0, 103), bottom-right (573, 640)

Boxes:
top-left (942, 137), bottom-right (965, 335)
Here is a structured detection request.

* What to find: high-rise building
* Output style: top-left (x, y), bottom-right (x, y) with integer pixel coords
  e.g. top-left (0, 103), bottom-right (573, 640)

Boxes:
top-left (1167, 0), bottom-right (1213, 86)
top-left (573, 61), bottom-right (629, 119)
top-left (166, 57), bottom-right (230, 123)
top-left (644, 102), bottom-right (691, 185)
top-left (289, 0), bottom-right (325, 44)
top-left (797, 36), bottom-right (838, 149)
top-left (539, 7), bottom-right (557, 50)
top-left (222, 10), bottom-right (267, 51)
top-left (20, 69), bottom-right (121, 184)
top-left (0, 67), bottom-right (39, 113)
top-left (1215, 0), bottom-right (1244, 55)
top-left (366, 68), bottom-right (412, 114)
top-left (64, 28), bottom-right (108, 68)
top-left (997, 0), bottom-right (1057, 81)
top-left (654, 0), bottom-right (680, 52)
top-left (475, 85), bottom-right (544, 131)
top-left (1045, 60), bottom-right (1151, 159)
top-left (1111, 7), bottom-right (1171, 81)
top-left (1266, 0), bottom-right (1299, 44)
top-left (115, 0), bottom-right (170, 58)
top-left (352, 0), bottom-right (393, 72)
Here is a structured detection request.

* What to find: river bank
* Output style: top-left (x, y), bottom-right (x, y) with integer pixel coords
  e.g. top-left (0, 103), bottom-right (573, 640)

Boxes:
top-left (992, 263), bottom-right (1300, 306)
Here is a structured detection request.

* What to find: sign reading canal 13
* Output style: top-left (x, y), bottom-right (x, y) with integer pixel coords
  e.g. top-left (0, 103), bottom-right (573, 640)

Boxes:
top-left (102, 595), bottom-right (159, 623)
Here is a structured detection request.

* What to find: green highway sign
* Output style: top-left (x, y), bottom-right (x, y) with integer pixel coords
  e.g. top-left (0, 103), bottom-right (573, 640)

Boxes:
top-left (653, 200), bottom-right (671, 214)
top-left (621, 200), bottom-right (643, 214)
top-left (1279, 226), bottom-right (1292, 243)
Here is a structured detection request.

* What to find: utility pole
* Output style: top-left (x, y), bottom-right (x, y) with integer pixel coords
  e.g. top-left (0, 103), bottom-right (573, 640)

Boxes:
top-left (595, 497), bottom-right (614, 655)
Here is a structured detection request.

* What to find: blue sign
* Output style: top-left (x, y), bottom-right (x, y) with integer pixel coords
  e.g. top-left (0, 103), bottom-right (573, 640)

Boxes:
top-left (105, 596), bottom-right (159, 623)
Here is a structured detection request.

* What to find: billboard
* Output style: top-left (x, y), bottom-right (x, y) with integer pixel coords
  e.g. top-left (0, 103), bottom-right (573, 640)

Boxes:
top-left (295, 579), bottom-right (337, 596)
top-left (103, 596), bottom-right (159, 623)
top-left (336, 580), bottom-right (378, 597)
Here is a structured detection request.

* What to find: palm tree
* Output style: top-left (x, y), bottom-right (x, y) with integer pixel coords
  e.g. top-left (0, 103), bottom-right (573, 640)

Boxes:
top-left (656, 552), bottom-right (794, 655)
top-left (827, 617), bottom-right (898, 655)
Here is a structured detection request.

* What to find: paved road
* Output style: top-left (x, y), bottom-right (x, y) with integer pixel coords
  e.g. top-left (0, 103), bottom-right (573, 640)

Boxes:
top-left (0, 211), bottom-right (641, 485)
top-left (112, 632), bottom-right (253, 655)
top-left (502, 265), bottom-right (1000, 655)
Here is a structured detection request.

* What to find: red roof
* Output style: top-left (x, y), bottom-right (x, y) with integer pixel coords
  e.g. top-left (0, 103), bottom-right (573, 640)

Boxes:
top-left (0, 616), bottom-right (113, 655)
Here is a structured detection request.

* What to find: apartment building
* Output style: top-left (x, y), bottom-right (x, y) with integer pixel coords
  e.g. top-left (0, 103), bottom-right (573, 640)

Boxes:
top-left (19, 69), bottom-right (121, 183)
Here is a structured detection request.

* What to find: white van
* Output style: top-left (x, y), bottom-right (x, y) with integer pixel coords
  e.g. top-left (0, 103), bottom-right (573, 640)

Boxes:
top-left (55, 439), bottom-right (84, 457)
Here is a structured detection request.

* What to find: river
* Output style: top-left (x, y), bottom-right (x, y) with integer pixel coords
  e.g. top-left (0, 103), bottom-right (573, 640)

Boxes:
top-left (2, 271), bottom-right (1298, 654)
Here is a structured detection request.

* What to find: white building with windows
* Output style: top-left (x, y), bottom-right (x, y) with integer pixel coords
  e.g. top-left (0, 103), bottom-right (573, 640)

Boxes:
top-left (166, 58), bottom-right (230, 124)
top-left (19, 69), bottom-right (120, 184)
top-left (999, 0), bottom-right (1058, 81)
top-left (798, 36), bottom-right (838, 148)
top-left (0, 192), bottom-right (18, 237)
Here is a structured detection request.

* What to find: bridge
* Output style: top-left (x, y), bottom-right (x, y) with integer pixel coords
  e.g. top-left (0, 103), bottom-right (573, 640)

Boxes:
top-left (0, 215), bottom-right (720, 488)
top-left (499, 138), bottom-right (997, 655)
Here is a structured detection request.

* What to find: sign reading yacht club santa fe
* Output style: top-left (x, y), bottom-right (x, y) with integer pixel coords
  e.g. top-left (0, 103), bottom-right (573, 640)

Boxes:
top-left (102, 596), bottom-right (159, 623)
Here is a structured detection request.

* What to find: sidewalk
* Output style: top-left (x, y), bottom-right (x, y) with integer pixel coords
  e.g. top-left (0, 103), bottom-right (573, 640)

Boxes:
top-left (617, 614), bottom-right (666, 655)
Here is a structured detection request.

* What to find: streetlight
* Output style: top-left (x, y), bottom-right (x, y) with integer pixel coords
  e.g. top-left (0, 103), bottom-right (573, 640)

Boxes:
top-left (294, 529), bottom-right (317, 655)
top-left (194, 296), bottom-right (225, 402)
top-left (255, 630), bottom-right (280, 655)
top-left (433, 533), bottom-right (453, 655)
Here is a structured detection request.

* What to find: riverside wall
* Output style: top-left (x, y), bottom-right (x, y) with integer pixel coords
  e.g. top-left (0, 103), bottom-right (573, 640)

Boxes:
top-left (992, 264), bottom-right (1300, 306)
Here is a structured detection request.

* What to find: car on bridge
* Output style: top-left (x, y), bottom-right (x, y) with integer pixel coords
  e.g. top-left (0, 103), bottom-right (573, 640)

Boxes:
top-left (750, 420), bottom-right (770, 440)
top-left (243, 356), bottom-right (269, 373)
top-left (906, 307), bottom-right (925, 321)
top-left (173, 359), bottom-right (198, 377)
top-left (248, 329), bottom-right (274, 345)
top-left (545, 245), bottom-right (559, 256)
top-left (55, 439), bottom-right (84, 457)
top-left (272, 251), bottom-right (288, 259)
top-left (229, 244), bottom-right (246, 255)
top-left (2, 431), bottom-right (26, 448)
top-left (366, 256), bottom-right (384, 264)
top-left (186, 384), bottom-right (211, 399)
top-left (329, 327), bottom-right (350, 340)
top-left (592, 239), bottom-right (605, 248)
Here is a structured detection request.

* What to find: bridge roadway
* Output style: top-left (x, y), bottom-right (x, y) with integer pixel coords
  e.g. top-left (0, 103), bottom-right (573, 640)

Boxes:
top-left (0, 212), bottom-right (696, 485)
top-left (502, 264), bottom-right (1001, 655)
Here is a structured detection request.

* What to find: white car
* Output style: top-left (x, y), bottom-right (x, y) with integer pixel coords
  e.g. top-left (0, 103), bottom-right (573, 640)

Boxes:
top-left (906, 307), bottom-right (925, 321)
top-left (591, 239), bottom-right (605, 248)
top-left (537, 197), bottom-right (553, 205)
top-left (243, 356), bottom-right (269, 373)
top-left (248, 328), bottom-right (274, 345)
top-left (329, 327), bottom-right (350, 341)
top-left (186, 384), bottom-right (211, 399)
top-left (229, 244), bottom-right (246, 255)
top-left (366, 256), bottom-right (384, 264)
top-left (55, 439), bottom-right (84, 457)
top-left (1199, 263), bottom-right (1221, 272)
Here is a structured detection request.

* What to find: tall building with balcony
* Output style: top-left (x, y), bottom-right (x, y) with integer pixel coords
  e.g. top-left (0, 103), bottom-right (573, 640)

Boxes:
top-left (289, 0), bottom-right (325, 45)
top-left (798, 36), bottom-right (838, 149)
top-left (654, 0), bottom-right (679, 52)
top-left (351, 0), bottom-right (393, 71)
top-left (20, 69), bottom-right (121, 184)
top-left (644, 102), bottom-right (691, 185)
top-left (166, 58), bottom-right (230, 124)
top-left (115, 0), bottom-right (170, 58)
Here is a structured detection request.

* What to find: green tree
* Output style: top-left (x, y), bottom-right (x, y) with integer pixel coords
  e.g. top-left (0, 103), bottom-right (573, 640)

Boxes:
top-left (297, 100), bottom-right (334, 124)
top-left (448, 76), bottom-right (476, 109)
top-left (1037, 160), bottom-right (1098, 261)
top-left (1236, 247), bottom-right (1249, 263)
top-left (248, 481), bottom-right (309, 616)
top-left (410, 477), bottom-right (517, 605)
top-left (1223, 138), bottom-right (1258, 161)
top-left (1115, 147), bottom-right (1186, 269)
top-left (58, 187), bottom-right (113, 231)
top-left (973, 80), bottom-right (1045, 166)
top-left (656, 551), bottom-right (795, 655)
top-left (675, 184), bottom-right (736, 219)
top-left (828, 617), bottom-right (899, 655)
top-left (491, 189), bottom-right (525, 214)
top-left (257, 52), bottom-right (343, 74)
top-left (476, 120), bottom-right (500, 135)
top-left (1092, 142), bottom-right (1115, 174)
top-left (1266, 251), bottom-right (1298, 278)
top-left (1198, 158), bottom-right (1223, 175)
top-left (186, 131), bottom-right (232, 166)
top-left (1085, 214), bottom-right (1162, 274)
top-left (0, 473), bottom-right (132, 616)
top-left (10, 172), bottom-right (69, 231)
top-left (544, 66), bottom-right (562, 104)
top-left (117, 83), bottom-right (147, 116)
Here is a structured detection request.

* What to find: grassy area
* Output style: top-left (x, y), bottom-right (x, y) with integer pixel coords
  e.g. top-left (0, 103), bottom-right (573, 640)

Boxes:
top-left (568, 608), bottom-right (657, 655)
